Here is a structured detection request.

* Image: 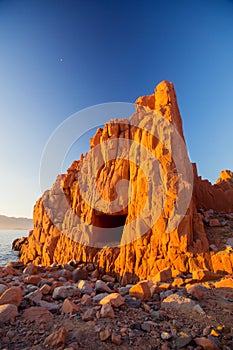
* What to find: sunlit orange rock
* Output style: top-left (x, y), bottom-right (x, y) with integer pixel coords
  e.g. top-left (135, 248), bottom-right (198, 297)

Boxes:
top-left (216, 170), bottom-right (233, 184)
top-left (17, 81), bottom-right (233, 283)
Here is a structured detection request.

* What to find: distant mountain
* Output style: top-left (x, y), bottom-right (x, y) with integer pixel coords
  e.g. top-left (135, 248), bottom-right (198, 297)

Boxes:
top-left (0, 215), bottom-right (33, 230)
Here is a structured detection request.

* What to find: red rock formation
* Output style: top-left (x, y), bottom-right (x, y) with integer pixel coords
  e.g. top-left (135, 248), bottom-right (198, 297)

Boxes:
top-left (18, 81), bottom-right (233, 283)
top-left (193, 165), bottom-right (233, 213)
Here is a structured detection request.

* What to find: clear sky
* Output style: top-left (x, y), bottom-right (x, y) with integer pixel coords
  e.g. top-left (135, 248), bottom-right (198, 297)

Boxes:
top-left (0, 0), bottom-right (233, 218)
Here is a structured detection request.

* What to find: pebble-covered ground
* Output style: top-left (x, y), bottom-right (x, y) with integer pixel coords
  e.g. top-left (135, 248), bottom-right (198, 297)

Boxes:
top-left (0, 259), bottom-right (232, 350)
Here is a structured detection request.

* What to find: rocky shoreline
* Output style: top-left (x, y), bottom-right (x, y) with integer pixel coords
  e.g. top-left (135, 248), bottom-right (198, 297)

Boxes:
top-left (0, 259), bottom-right (232, 350)
top-left (1, 81), bottom-right (233, 349)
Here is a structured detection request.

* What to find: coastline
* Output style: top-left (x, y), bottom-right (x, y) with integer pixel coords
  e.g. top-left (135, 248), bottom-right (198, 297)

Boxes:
top-left (0, 230), bottom-right (28, 268)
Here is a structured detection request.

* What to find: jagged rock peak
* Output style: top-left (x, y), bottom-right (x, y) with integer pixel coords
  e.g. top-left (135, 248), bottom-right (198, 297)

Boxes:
top-left (216, 170), bottom-right (233, 184)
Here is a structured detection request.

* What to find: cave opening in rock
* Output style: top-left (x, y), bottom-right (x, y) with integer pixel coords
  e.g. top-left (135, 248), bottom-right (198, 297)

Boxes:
top-left (93, 213), bottom-right (127, 244)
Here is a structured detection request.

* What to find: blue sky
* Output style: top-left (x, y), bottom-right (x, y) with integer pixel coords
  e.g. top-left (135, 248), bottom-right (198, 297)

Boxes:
top-left (0, 0), bottom-right (233, 218)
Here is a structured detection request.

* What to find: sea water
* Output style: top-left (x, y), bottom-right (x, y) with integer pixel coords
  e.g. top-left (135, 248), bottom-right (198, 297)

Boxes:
top-left (0, 230), bottom-right (28, 266)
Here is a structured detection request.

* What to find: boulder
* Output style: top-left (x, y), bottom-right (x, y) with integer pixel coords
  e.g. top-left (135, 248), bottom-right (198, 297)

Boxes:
top-left (22, 306), bottom-right (53, 323)
top-left (44, 328), bottom-right (67, 348)
top-left (0, 304), bottom-right (18, 323)
top-left (52, 285), bottom-right (79, 299)
top-left (24, 275), bottom-right (41, 285)
top-left (61, 298), bottom-right (80, 314)
top-left (0, 287), bottom-right (22, 306)
top-left (187, 284), bottom-right (209, 300)
top-left (100, 303), bottom-right (115, 318)
top-left (100, 293), bottom-right (125, 307)
top-left (76, 280), bottom-right (94, 295)
top-left (95, 280), bottom-right (112, 293)
top-left (129, 282), bottom-right (151, 300)
top-left (71, 268), bottom-right (88, 282)
top-left (194, 337), bottom-right (220, 350)
top-left (99, 329), bottom-right (111, 341)
top-left (40, 283), bottom-right (51, 295)
top-left (161, 293), bottom-right (204, 315)
top-left (24, 289), bottom-right (42, 304)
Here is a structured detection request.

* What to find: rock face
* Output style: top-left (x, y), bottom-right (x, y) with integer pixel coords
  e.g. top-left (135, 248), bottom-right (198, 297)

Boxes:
top-left (194, 166), bottom-right (233, 213)
top-left (17, 81), bottom-right (233, 283)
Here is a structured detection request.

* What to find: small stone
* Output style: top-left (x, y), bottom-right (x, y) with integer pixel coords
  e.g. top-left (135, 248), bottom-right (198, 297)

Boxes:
top-left (99, 329), bottom-right (111, 341)
top-left (58, 269), bottom-right (72, 280)
top-left (210, 329), bottom-right (220, 337)
top-left (71, 268), bottom-right (88, 282)
top-left (23, 264), bottom-right (38, 275)
top-left (81, 294), bottom-right (92, 306)
top-left (24, 275), bottom-right (41, 285)
top-left (142, 302), bottom-right (150, 312)
top-left (40, 283), bottom-right (51, 295)
top-left (0, 304), bottom-right (18, 323)
top-left (100, 293), bottom-right (125, 307)
top-left (25, 289), bottom-right (42, 304)
top-left (0, 287), bottom-right (22, 306)
top-left (82, 308), bottom-right (96, 321)
top-left (52, 285), bottom-right (79, 299)
top-left (129, 282), bottom-right (151, 300)
top-left (187, 284), bottom-right (209, 300)
top-left (38, 280), bottom-right (52, 288)
top-left (6, 330), bottom-right (15, 338)
top-left (44, 327), bottom-right (67, 348)
top-left (161, 332), bottom-right (172, 340)
top-left (210, 244), bottom-right (218, 252)
top-left (61, 298), bottom-right (80, 314)
top-left (102, 274), bottom-right (115, 283)
top-left (100, 304), bottom-right (115, 318)
top-left (95, 280), bottom-right (112, 293)
top-left (125, 295), bottom-right (141, 308)
top-left (111, 333), bottom-right (122, 345)
top-left (119, 286), bottom-right (131, 296)
top-left (120, 327), bottom-right (128, 335)
top-left (77, 280), bottom-right (94, 295)
top-left (91, 269), bottom-right (99, 279)
top-left (175, 332), bottom-right (192, 348)
top-left (93, 293), bottom-right (108, 302)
